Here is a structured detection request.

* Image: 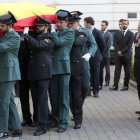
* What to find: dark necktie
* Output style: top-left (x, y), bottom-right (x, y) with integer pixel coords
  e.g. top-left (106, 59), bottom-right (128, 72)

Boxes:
top-left (122, 31), bottom-right (125, 36)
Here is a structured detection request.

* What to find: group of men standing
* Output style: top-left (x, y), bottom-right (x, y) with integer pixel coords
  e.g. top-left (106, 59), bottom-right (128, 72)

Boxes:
top-left (0, 8), bottom-right (135, 139)
top-left (0, 9), bottom-right (97, 138)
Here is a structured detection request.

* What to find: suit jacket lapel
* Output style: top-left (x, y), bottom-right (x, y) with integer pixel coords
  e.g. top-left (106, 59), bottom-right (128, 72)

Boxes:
top-left (122, 30), bottom-right (129, 42)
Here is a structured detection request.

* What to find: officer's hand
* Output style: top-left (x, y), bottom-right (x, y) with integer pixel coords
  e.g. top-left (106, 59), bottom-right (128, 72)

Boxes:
top-left (23, 27), bottom-right (29, 34)
top-left (51, 24), bottom-right (56, 33)
top-left (117, 51), bottom-right (123, 57)
top-left (82, 53), bottom-right (91, 61)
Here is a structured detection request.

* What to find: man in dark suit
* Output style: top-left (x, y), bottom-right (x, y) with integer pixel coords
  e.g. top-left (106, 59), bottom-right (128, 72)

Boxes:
top-left (18, 33), bottom-right (38, 127)
top-left (100, 20), bottom-right (112, 89)
top-left (84, 17), bottom-right (105, 97)
top-left (133, 22), bottom-right (140, 115)
top-left (114, 19), bottom-right (124, 44)
top-left (110, 19), bottom-right (134, 91)
top-left (134, 22), bottom-right (140, 49)
top-left (68, 15), bottom-right (86, 129)
top-left (24, 17), bottom-right (54, 136)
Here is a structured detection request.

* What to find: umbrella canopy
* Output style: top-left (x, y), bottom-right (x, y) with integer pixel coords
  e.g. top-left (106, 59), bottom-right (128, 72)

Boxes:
top-left (0, 1), bottom-right (59, 32)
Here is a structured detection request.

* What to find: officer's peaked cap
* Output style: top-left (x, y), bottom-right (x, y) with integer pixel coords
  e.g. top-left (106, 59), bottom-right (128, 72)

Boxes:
top-left (70, 11), bottom-right (83, 17)
top-left (0, 11), bottom-right (17, 24)
top-left (35, 16), bottom-right (52, 26)
top-left (55, 10), bottom-right (72, 21)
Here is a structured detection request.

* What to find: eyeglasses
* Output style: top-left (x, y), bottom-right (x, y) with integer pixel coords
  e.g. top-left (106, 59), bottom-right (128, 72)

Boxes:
top-left (101, 25), bottom-right (105, 27)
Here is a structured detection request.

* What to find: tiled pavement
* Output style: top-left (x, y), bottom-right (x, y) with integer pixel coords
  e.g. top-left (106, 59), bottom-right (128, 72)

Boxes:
top-left (7, 66), bottom-right (140, 140)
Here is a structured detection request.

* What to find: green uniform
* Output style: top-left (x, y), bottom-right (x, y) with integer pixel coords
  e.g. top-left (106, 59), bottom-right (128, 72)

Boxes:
top-left (0, 30), bottom-right (21, 132)
top-left (78, 27), bottom-right (97, 102)
top-left (50, 27), bottom-right (74, 129)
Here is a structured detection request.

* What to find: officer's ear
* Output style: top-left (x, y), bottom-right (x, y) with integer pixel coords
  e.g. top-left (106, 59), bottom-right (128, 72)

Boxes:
top-left (65, 21), bottom-right (68, 26)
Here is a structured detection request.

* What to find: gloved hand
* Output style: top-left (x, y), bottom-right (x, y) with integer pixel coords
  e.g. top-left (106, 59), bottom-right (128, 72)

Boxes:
top-left (82, 53), bottom-right (91, 61)
top-left (23, 27), bottom-right (29, 34)
top-left (51, 24), bottom-right (56, 33)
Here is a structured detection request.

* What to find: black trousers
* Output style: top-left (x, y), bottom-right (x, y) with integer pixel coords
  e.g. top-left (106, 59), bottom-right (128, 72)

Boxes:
top-left (90, 60), bottom-right (101, 95)
top-left (19, 80), bottom-right (38, 122)
top-left (70, 75), bottom-right (83, 125)
top-left (114, 55), bottom-right (131, 87)
top-left (136, 78), bottom-right (140, 101)
top-left (30, 79), bottom-right (50, 132)
top-left (100, 58), bottom-right (110, 86)
top-left (14, 81), bottom-right (19, 96)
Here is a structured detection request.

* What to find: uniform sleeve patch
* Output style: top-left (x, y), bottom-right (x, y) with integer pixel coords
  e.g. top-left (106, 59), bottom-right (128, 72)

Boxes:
top-left (44, 39), bottom-right (50, 43)
top-left (80, 35), bottom-right (84, 38)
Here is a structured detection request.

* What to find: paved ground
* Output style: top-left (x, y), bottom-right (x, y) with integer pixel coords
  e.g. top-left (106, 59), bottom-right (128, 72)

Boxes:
top-left (7, 66), bottom-right (140, 140)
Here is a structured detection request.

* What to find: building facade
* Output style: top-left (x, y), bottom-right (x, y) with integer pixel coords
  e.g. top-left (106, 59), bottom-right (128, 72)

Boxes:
top-left (1, 0), bottom-right (140, 32)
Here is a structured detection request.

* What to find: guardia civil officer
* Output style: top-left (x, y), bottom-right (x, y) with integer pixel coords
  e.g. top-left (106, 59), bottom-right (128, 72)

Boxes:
top-left (68, 15), bottom-right (86, 129)
top-left (0, 12), bottom-right (22, 139)
top-left (69, 11), bottom-right (97, 111)
top-left (24, 17), bottom-right (54, 136)
top-left (49, 10), bottom-right (75, 133)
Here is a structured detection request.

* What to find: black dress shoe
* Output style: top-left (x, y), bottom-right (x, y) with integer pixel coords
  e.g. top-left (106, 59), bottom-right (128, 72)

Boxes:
top-left (99, 86), bottom-right (102, 90)
top-left (11, 129), bottom-right (22, 137)
top-left (21, 120), bottom-right (32, 127)
top-left (93, 94), bottom-right (99, 98)
top-left (32, 122), bottom-right (38, 127)
top-left (121, 87), bottom-right (128, 91)
top-left (49, 122), bottom-right (58, 128)
top-left (34, 130), bottom-right (46, 136)
top-left (87, 93), bottom-right (91, 96)
top-left (0, 132), bottom-right (9, 139)
top-left (109, 85), bottom-right (118, 91)
top-left (104, 82), bottom-right (109, 86)
top-left (71, 118), bottom-right (75, 121)
top-left (136, 111), bottom-right (140, 114)
top-left (15, 92), bottom-right (20, 97)
top-left (57, 128), bottom-right (66, 133)
top-left (74, 124), bottom-right (81, 129)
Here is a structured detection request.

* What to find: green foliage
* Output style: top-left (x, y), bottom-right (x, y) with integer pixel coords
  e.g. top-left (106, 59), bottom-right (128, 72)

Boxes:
top-left (130, 57), bottom-right (136, 81)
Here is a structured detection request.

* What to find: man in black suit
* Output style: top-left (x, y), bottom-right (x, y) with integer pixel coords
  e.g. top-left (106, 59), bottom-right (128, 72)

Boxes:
top-left (100, 20), bottom-right (112, 89)
top-left (114, 19), bottom-right (124, 43)
top-left (134, 22), bottom-right (140, 49)
top-left (84, 17), bottom-right (105, 97)
top-left (24, 17), bottom-right (54, 136)
top-left (134, 22), bottom-right (140, 115)
top-left (110, 19), bottom-right (134, 91)
top-left (68, 15), bottom-right (86, 129)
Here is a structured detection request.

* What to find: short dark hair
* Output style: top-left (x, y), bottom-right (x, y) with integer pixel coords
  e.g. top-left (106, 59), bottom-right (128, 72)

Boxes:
top-left (119, 19), bottom-right (124, 22)
top-left (123, 19), bottom-right (129, 25)
top-left (6, 23), bottom-right (14, 28)
top-left (102, 20), bottom-right (108, 26)
top-left (84, 17), bottom-right (95, 25)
